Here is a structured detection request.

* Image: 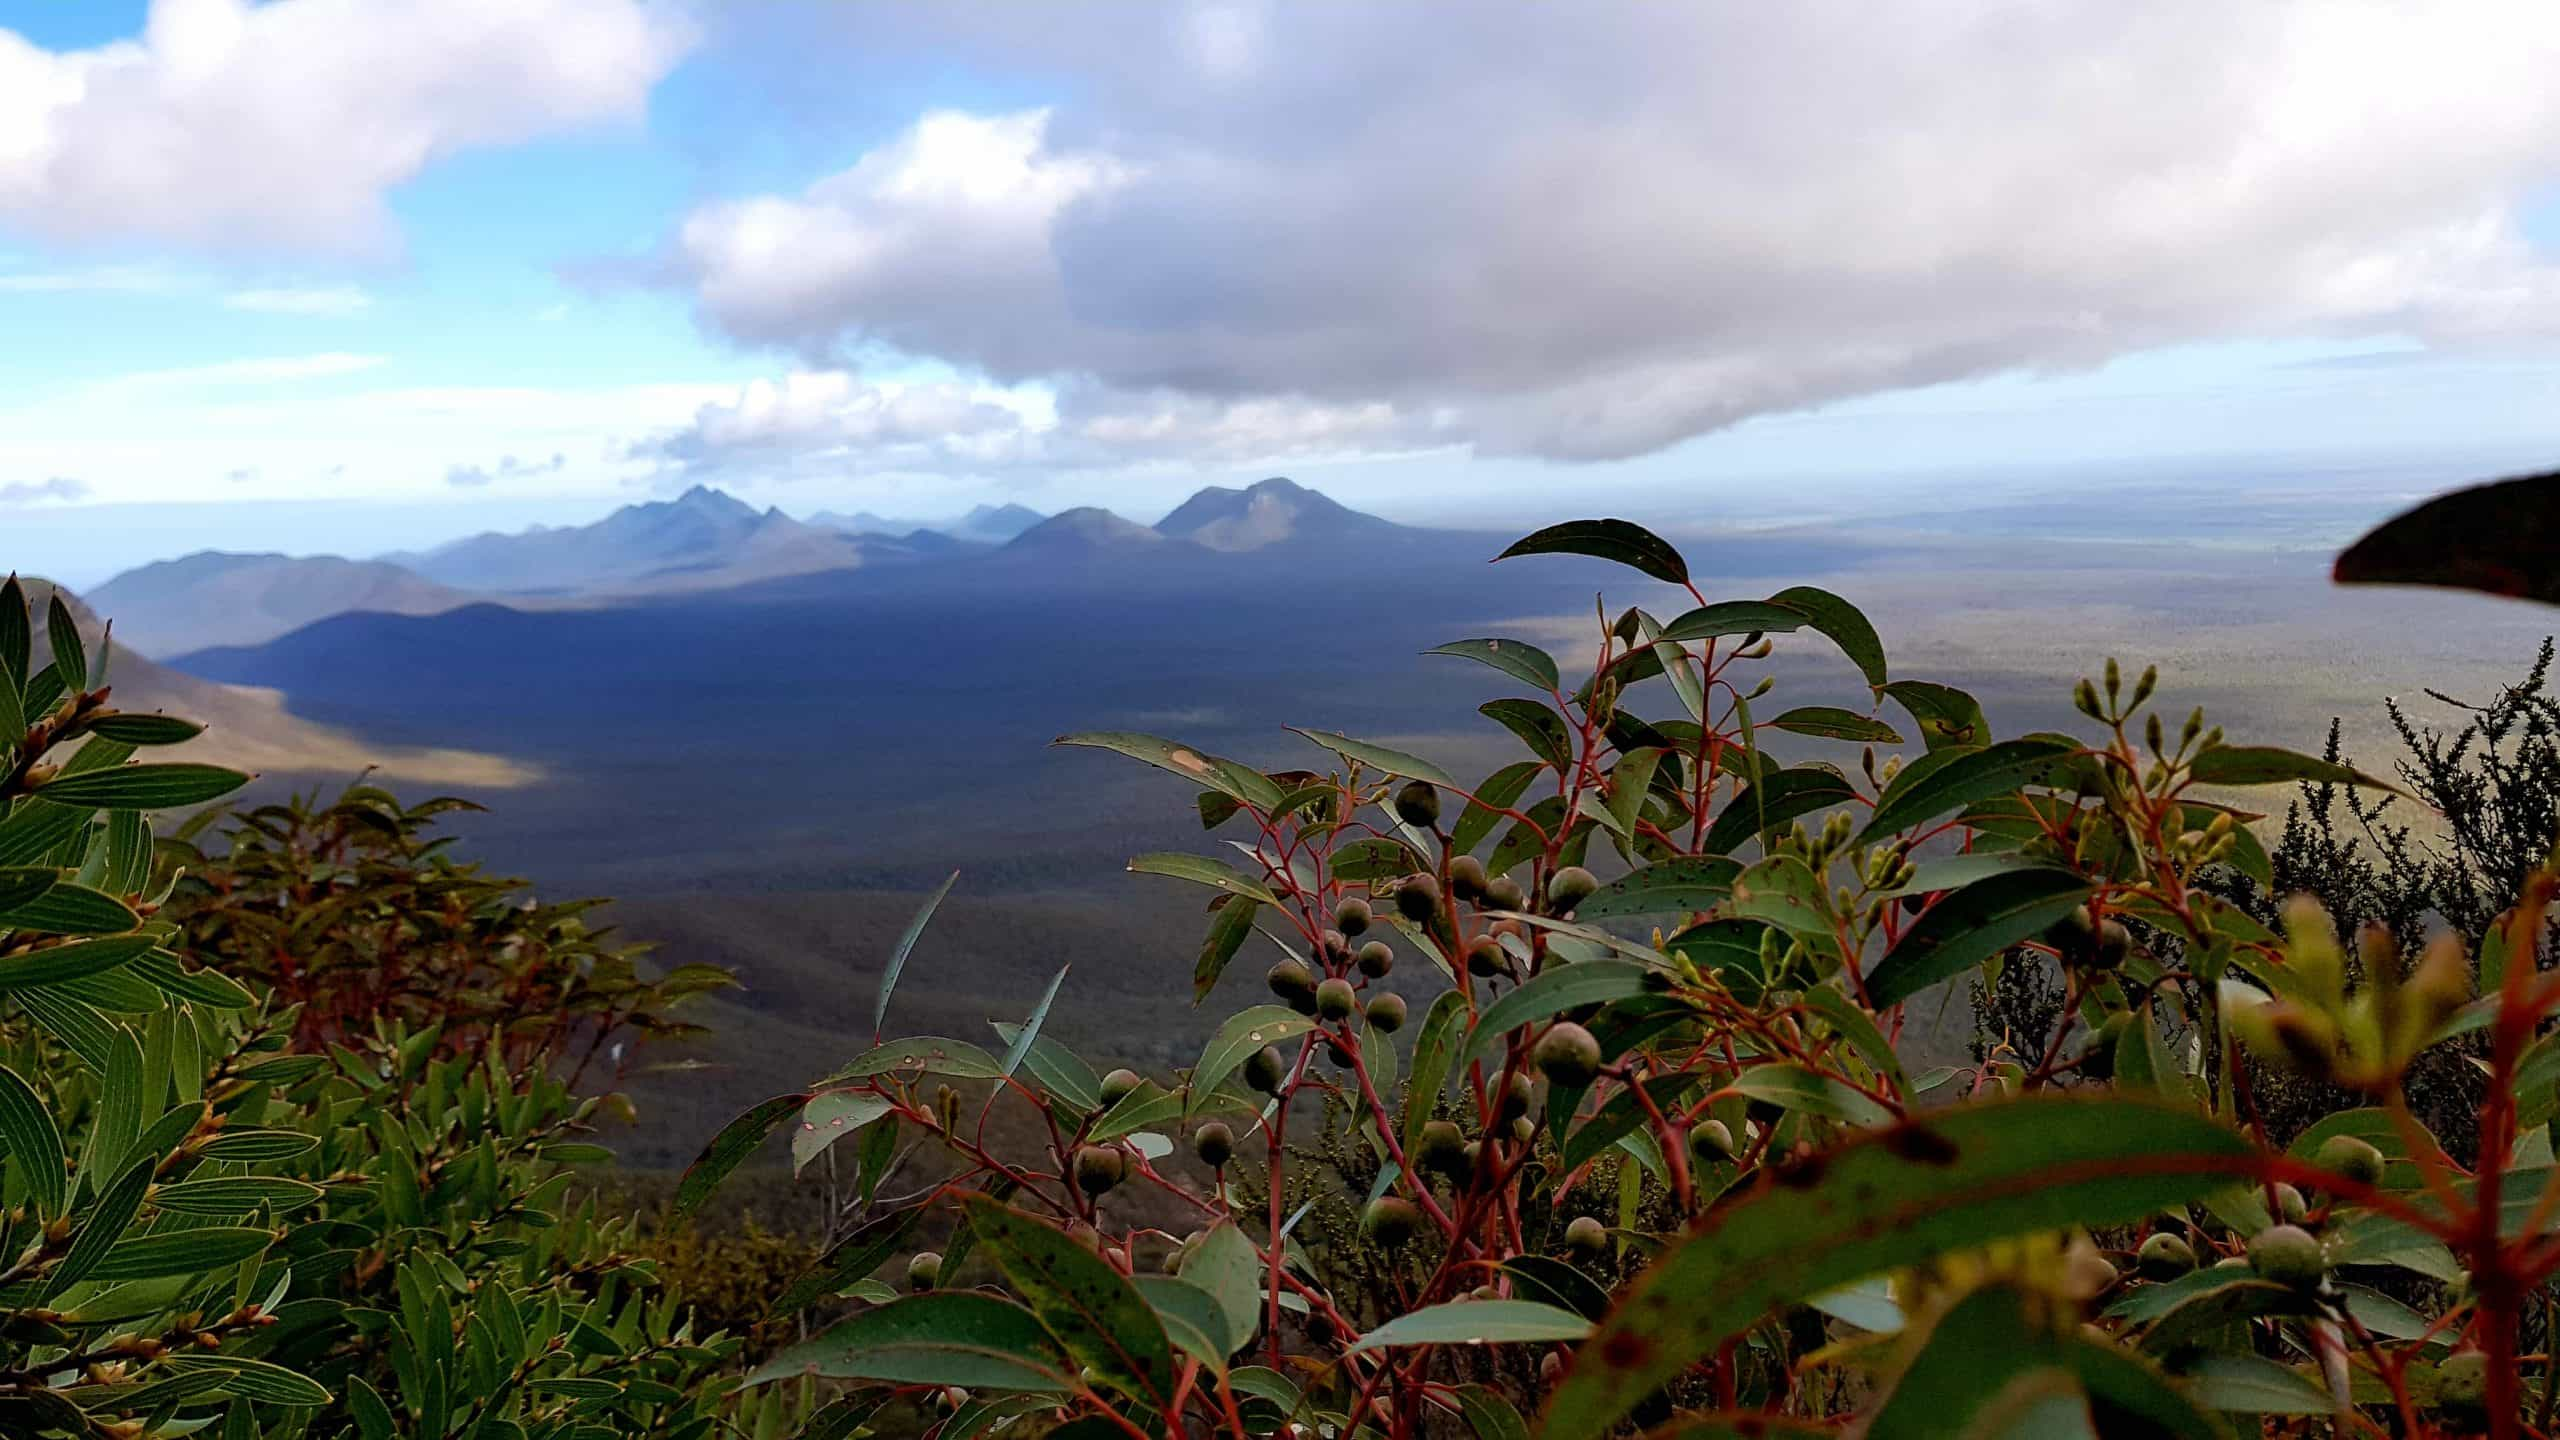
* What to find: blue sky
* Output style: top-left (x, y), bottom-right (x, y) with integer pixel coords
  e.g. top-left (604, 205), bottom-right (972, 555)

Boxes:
top-left (10, 1), bottom-right (2560, 582)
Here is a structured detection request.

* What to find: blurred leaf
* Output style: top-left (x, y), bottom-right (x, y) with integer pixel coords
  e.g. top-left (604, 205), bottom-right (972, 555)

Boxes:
top-left (775, 1206), bottom-right (924, 1315)
top-left (1503, 1255), bottom-right (1613, 1320)
top-left (1539, 1095), bottom-right (2262, 1440)
top-left (1767, 706), bottom-right (1903, 744)
top-left (875, 869), bottom-right (958, 1037)
top-left (0, 933), bottom-right (155, 991)
top-left (1496, 519), bottom-right (1688, 584)
top-left (1347, 1297), bottom-right (1592, 1352)
top-left (961, 1194), bottom-right (1175, 1408)
top-left (0, 881), bottom-right (138, 935)
top-left (1429, 637), bottom-right (1561, 692)
top-left (1128, 852), bottom-right (1280, 906)
top-left (1768, 586), bottom-right (1889, 690)
top-left (673, 1093), bottom-right (808, 1221)
top-left (2179, 1354), bottom-right (2337, 1414)
top-left (1858, 738), bottom-right (2076, 846)
top-left (0, 575), bottom-right (27, 689)
top-left (996, 965), bottom-right (1070, 1078)
top-left (1868, 1284), bottom-right (2230, 1440)
top-left (1865, 868), bottom-right (2094, 1008)
top-left (35, 763), bottom-right (250, 811)
top-left (747, 1292), bottom-right (1071, 1392)
top-left (85, 713), bottom-right (205, 746)
top-left (2332, 469), bottom-right (2559, 606)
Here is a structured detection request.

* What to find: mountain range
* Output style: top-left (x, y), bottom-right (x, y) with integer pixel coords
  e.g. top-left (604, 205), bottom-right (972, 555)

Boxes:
top-left (86, 477), bottom-right (1416, 656)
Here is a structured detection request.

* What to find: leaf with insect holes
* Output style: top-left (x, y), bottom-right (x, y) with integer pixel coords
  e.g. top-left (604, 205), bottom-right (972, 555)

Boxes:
top-left (1495, 519), bottom-right (1689, 584)
top-left (1573, 856), bottom-right (1741, 920)
top-left (1538, 1095), bottom-right (2265, 1440)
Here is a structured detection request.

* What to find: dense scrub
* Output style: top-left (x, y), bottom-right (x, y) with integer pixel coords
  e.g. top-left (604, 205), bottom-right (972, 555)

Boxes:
top-left (683, 514), bottom-right (2560, 1438)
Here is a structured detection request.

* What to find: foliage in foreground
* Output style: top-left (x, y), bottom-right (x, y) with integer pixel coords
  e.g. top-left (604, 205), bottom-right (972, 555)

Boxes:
top-left (0, 579), bottom-right (749, 1437)
top-left (690, 515), bottom-right (2560, 1438)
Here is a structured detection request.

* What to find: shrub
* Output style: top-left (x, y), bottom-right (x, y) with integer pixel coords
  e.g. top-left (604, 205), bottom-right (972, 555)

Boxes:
top-left (690, 519), bottom-right (2560, 1438)
top-left (0, 579), bottom-right (751, 1437)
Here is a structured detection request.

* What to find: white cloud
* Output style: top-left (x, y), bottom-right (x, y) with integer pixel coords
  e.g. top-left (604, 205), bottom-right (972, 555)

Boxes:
top-left (445, 451), bottom-right (567, 488)
top-left (0, 263), bottom-right (187, 294)
top-left (96, 353), bottom-right (388, 392)
top-left (0, 0), bottom-right (694, 253)
top-left (0, 476), bottom-right (88, 505)
top-left (669, 3), bottom-right (2560, 464)
top-left (224, 285), bottom-right (372, 316)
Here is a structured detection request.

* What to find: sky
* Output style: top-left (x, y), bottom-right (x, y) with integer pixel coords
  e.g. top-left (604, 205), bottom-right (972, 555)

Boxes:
top-left (10, 0), bottom-right (2560, 582)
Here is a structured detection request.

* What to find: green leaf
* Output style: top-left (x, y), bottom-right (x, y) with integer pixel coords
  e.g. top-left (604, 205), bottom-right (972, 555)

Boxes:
top-left (1286, 728), bottom-right (1458, 789)
top-left (990, 1020), bottom-right (1101, 1110)
top-left (1726, 855), bottom-right (1833, 939)
top-left (85, 713), bottom-right (205, 746)
top-left (794, 1090), bottom-right (893, 1173)
top-left (192, 1128), bottom-right (321, 1163)
top-left (1658, 600), bottom-right (1812, 644)
top-left (2180, 1354), bottom-right (2337, 1414)
top-left (1428, 637), bottom-right (1561, 692)
top-left (159, 1355), bottom-right (333, 1407)
top-left (1766, 706), bottom-right (1903, 744)
top-left (0, 1063), bottom-right (67, 1217)
top-left (0, 576), bottom-right (27, 689)
top-left (1869, 1284), bottom-right (2231, 1440)
top-left (1856, 737), bottom-right (2077, 846)
top-left (747, 1292), bottom-right (1071, 1392)
top-left (1132, 1274), bottom-right (1240, 1372)
top-left (1177, 1221), bottom-right (1264, 1350)
top-left (0, 933), bottom-right (155, 991)
top-left (1864, 867), bottom-right (2094, 1008)
top-left (1346, 1297), bottom-right (1592, 1353)
top-left (91, 1226), bottom-right (275, 1281)
top-left (1128, 852), bottom-right (1280, 906)
top-left (0, 881), bottom-right (140, 935)
top-left (961, 1194), bottom-right (1175, 1408)
top-left (773, 1206), bottom-right (924, 1315)
top-left (1768, 585), bottom-right (1888, 690)
top-left (1502, 1255), bottom-right (1613, 1321)
top-left (1452, 761), bottom-right (1541, 856)
top-left (1054, 731), bottom-right (1285, 811)
top-left (1574, 856), bottom-right (1740, 921)
top-left (0, 867), bottom-right (57, 915)
top-left (996, 965), bottom-right (1070, 1078)
top-left (1468, 959), bottom-right (1660, 1067)
top-left (1480, 698), bottom-right (1573, 770)
top-left (150, 1177), bottom-right (324, 1216)
top-left (34, 763), bottom-right (249, 810)
top-left (826, 1036), bottom-right (1005, 1083)
top-left (2332, 469), bottom-right (2560, 606)
top-left (1194, 897), bottom-right (1259, 1003)
top-left (673, 1093), bottom-right (809, 1221)
top-left (1496, 519), bottom-right (1688, 584)
top-left (1700, 767), bottom-right (1859, 856)
top-left (47, 1155), bottom-right (154, 1297)
top-left (876, 869), bottom-right (958, 1037)
top-left (1883, 680), bottom-right (1990, 750)
top-left (45, 594), bottom-right (85, 692)
top-left (1403, 989), bottom-right (1470, 1158)
top-left (2186, 744), bottom-right (2402, 793)
top-left (1729, 1062), bottom-right (1894, 1128)
top-left (1803, 982), bottom-right (1907, 1093)
top-left (2114, 1000), bottom-right (2195, 1107)
top-left (1538, 1095), bottom-right (2263, 1440)
top-left (1189, 1005), bottom-right (1317, 1116)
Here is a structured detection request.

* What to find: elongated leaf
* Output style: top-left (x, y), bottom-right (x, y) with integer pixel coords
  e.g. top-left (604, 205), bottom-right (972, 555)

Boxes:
top-left (35, 763), bottom-right (248, 811)
top-left (2186, 744), bottom-right (2401, 792)
top-left (1128, 852), bottom-right (1279, 905)
top-left (1480, 698), bottom-right (1573, 771)
top-left (1496, 519), bottom-right (1688, 584)
top-left (1730, 1063), bottom-right (1894, 1128)
top-left (1700, 767), bottom-right (1859, 856)
top-left (673, 1093), bottom-right (808, 1221)
top-left (1189, 1005), bottom-right (1317, 1115)
top-left (0, 577), bottom-right (27, 689)
top-left (47, 1155), bottom-right (154, 1297)
top-left (962, 1194), bottom-right (1175, 1407)
top-left (1864, 867), bottom-right (2094, 1008)
top-left (0, 881), bottom-right (140, 935)
top-left (1428, 638), bottom-right (1561, 692)
top-left (1054, 731), bottom-right (1285, 811)
top-left (91, 1226), bottom-right (275, 1281)
top-left (0, 1063), bottom-right (66, 1217)
top-left (1870, 1284), bottom-right (2231, 1440)
top-left (1468, 959), bottom-right (1660, 1066)
top-left (0, 933), bottom-right (155, 991)
top-left (876, 870), bottom-right (958, 1036)
top-left (991, 1019), bottom-right (1102, 1110)
top-left (85, 713), bottom-right (205, 746)
top-left (0, 801), bottom-right (94, 867)
top-left (1453, 761), bottom-right (1542, 856)
top-left (0, 867), bottom-right (56, 914)
top-left (1134, 1273), bottom-right (1239, 1370)
top-left (794, 1090), bottom-right (893, 1173)
top-left (996, 965), bottom-right (1070, 1078)
top-left (1178, 1222), bottom-right (1264, 1349)
top-left (45, 595), bottom-right (85, 691)
top-left (1768, 585), bottom-right (1888, 690)
top-left (150, 1176), bottom-right (324, 1216)
top-left (1803, 982), bottom-right (1907, 1092)
top-left (775, 1206), bottom-right (925, 1315)
top-left (158, 1355), bottom-right (332, 1407)
top-left (1659, 600), bottom-right (1811, 644)
top-left (192, 1128), bottom-right (319, 1163)
top-left (1767, 706), bottom-right (1903, 744)
top-left (1402, 989), bottom-right (1470, 1157)
top-left (1883, 679), bottom-right (1989, 750)
top-left (748, 1292), bottom-right (1070, 1392)
top-left (1574, 856), bottom-right (1740, 921)
top-left (1193, 896), bottom-right (1259, 1003)
top-left (1347, 1298), bottom-right (1591, 1353)
top-left (1856, 737), bottom-right (2076, 846)
top-left (1539, 1095), bottom-right (2263, 1440)
top-left (827, 1036), bottom-right (1004, 1083)
top-left (1726, 855), bottom-right (1833, 939)
top-left (1287, 728), bottom-right (1458, 790)
top-left (2332, 469), bottom-right (2560, 606)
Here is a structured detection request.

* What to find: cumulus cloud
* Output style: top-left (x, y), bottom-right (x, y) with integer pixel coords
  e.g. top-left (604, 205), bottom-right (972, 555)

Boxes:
top-left (0, 0), bottom-right (694, 252)
top-left (445, 452), bottom-right (567, 488)
top-left (668, 3), bottom-right (2560, 464)
top-left (0, 476), bottom-right (89, 505)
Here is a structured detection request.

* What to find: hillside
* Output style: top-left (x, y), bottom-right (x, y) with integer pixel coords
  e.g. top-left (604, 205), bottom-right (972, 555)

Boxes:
top-left (89, 551), bottom-right (473, 656)
top-left (387, 485), bottom-right (872, 595)
top-left (1155, 475), bottom-right (1402, 551)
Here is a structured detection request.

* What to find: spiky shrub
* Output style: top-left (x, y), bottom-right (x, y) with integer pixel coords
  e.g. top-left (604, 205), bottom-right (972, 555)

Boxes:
top-left (0, 579), bottom-right (749, 1437)
top-left (686, 518), bottom-right (2560, 1438)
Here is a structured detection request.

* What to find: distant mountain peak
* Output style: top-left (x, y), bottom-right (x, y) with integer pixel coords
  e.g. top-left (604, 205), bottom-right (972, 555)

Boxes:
top-left (1004, 507), bottom-right (1166, 552)
top-left (1155, 477), bottom-right (1392, 552)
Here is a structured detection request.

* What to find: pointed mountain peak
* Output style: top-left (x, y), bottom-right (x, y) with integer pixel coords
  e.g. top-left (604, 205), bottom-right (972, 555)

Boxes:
top-left (1155, 477), bottom-right (1393, 552)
